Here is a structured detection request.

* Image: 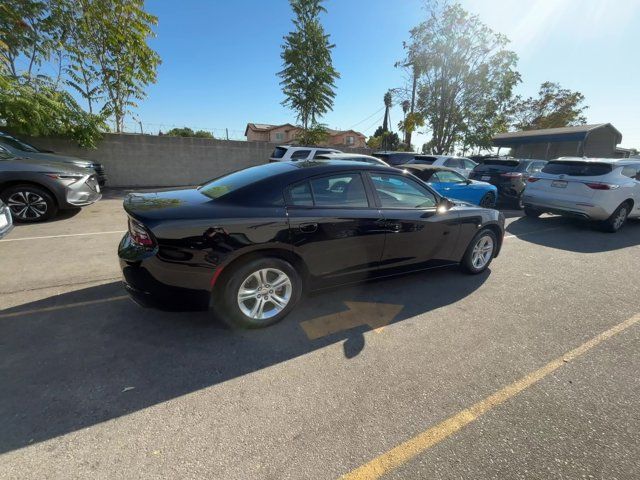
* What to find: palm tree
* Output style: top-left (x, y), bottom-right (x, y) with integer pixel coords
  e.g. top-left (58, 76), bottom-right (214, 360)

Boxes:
top-left (382, 90), bottom-right (392, 132)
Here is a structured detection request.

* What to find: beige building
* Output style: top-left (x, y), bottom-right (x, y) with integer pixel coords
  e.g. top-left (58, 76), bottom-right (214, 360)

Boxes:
top-left (245, 123), bottom-right (366, 148)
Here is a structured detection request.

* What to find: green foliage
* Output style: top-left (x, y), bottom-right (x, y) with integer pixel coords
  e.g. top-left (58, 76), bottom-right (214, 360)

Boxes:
top-left (165, 127), bottom-right (214, 139)
top-left (400, 2), bottom-right (520, 154)
top-left (510, 81), bottom-right (588, 130)
top-left (398, 112), bottom-right (424, 142)
top-left (278, 0), bottom-right (340, 130)
top-left (0, 75), bottom-right (106, 147)
top-left (367, 129), bottom-right (400, 151)
top-left (294, 123), bottom-right (329, 146)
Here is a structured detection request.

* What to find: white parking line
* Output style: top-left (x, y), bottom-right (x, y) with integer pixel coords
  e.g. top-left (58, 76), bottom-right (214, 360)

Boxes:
top-left (504, 226), bottom-right (564, 240)
top-left (0, 230), bottom-right (126, 242)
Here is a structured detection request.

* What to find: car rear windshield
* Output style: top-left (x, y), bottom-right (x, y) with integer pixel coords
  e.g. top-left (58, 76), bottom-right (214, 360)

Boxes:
top-left (473, 160), bottom-right (520, 172)
top-left (199, 164), bottom-right (284, 200)
top-left (0, 134), bottom-right (40, 152)
top-left (409, 156), bottom-right (436, 165)
top-left (271, 147), bottom-right (287, 159)
top-left (541, 161), bottom-right (613, 176)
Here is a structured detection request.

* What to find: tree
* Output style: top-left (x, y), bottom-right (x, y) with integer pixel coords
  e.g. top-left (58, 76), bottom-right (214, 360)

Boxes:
top-left (294, 123), bottom-right (329, 146)
top-left (278, 0), bottom-right (339, 131)
top-left (400, 2), bottom-right (520, 154)
top-left (398, 111), bottom-right (424, 150)
top-left (510, 81), bottom-right (588, 131)
top-left (68, 0), bottom-right (161, 132)
top-left (165, 127), bottom-right (214, 138)
top-left (382, 90), bottom-right (392, 131)
top-left (367, 128), bottom-right (400, 151)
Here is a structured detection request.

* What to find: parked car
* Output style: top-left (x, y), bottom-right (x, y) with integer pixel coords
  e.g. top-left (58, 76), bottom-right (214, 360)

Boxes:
top-left (372, 151), bottom-right (419, 166)
top-left (0, 152), bottom-right (101, 222)
top-left (523, 158), bottom-right (640, 232)
top-left (401, 164), bottom-right (497, 207)
top-left (469, 158), bottom-right (547, 208)
top-left (406, 155), bottom-right (478, 177)
top-left (0, 199), bottom-right (13, 238)
top-left (269, 145), bottom-right (342, 162)
top-left (119, 160), bottom-right (505, 328)
top-left (0, 131), bottom-right (107, 186)
top-left (315, 152), bottom-right (388, 165)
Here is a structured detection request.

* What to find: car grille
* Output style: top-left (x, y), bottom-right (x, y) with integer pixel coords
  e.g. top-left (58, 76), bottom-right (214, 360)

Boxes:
top-left (92, 164), bottom-right (107, 185)
top-left (86, 175), bottom-right (99, 192)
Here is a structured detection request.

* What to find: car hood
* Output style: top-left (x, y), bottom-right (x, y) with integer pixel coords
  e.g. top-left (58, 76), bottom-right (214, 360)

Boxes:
top-left (18, 151), bottom-right (97, 167)
top-left (0, 155), bottom-right (94, 175)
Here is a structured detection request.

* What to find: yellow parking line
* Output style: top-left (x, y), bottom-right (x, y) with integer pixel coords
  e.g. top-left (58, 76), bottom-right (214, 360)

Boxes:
top-left (0, 295), bottom-right (129, 319)
top-left (340, 313), bottom-right (640, 480)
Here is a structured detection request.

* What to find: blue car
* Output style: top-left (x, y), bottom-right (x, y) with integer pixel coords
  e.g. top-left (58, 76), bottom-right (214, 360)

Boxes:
top-left (401, 164), bottom-right (497, 208)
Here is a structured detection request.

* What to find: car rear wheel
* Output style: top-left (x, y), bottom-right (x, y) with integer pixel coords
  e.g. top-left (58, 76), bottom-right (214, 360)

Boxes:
top-left (524, 207), bottom-right (542, 218)
top-left (1, 184), bottom-right (57, 223)
top-left (461, 229), bottom-right (497, 274)
top-left (479, 192), bottom-right (496, 208)
top-left (601, 202), bottom-right (630, 233)
top-left (216, 257), bottom-right (302, 328)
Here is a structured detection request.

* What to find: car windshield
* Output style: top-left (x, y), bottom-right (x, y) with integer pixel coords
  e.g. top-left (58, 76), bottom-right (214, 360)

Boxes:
top-left (0, 133), bottom-right (40, 153)
top-left (473, 160), bottom-right (520, 172)
top-left (271, 147), bottom-right (287, 159)
top-left (408, 156), bottom-right (437, 165)
top-left (542, 161), bottom-right (613, 176)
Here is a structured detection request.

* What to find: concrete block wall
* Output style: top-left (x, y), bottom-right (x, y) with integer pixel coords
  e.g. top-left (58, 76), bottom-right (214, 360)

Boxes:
top-left (18, 133), bottom-right (372, 187)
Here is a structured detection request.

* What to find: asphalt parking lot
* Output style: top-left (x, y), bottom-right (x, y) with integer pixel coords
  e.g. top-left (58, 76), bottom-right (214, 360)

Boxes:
top-left (1, 191), bottom-right (639, 479)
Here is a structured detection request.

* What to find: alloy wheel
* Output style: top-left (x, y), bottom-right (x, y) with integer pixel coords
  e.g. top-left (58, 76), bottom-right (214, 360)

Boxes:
top-left (7, 191), bottom-right (48, 220)
top-left (237, 268), bottom-right (292, 321)
top-left (471, 235), bottom-right (494, 270)
top-left (480, 193), bottom-right (495, 208)
top-left (613, 206), bottom-right (628, 230)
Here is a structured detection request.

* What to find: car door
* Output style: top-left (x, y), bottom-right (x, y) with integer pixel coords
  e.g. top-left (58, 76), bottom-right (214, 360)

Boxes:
top-left (621, 164), bottom-right (640, 218)
top-left (286, 172), bottom-right (386, 280)
top-left (366, 171), bottom-right (461, 270)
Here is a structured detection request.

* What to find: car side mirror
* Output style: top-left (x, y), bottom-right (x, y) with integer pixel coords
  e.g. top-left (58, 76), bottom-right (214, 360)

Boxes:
top-left (437, 197), bottom-right (455, 212)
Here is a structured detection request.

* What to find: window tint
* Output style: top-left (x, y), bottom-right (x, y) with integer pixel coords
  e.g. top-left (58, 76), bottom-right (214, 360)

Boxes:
top-left (387, 153), bottom-right (416, 166)
top-left (310, 174), bottom-right (368, 207)
top-left (463, 159), bottom-right (477, 169)
top-left (290, 149), bottom-right (311, 160)
top-left (288, 182), bottom-right (313, 206)
top-left (200, 164), bottom-right (288, 201)
top-left (409, 156), bottom-right (436, 165)
top-left (271, 147), bottom-right (287, 159)
top-left (314, 150), bottom-right (331, 157)
top-left (621, 165), bottom-right (639, 179)
top-left (433, 170), bottom-right (465, 183)
top-left (542, 161), bottom-right (613, 176)
top-left (370, 174), bottom-right (437, 209)
top-left (527, 161), bottom-right (546, 173)
top-left (444, 158), bottom-right (464, 168)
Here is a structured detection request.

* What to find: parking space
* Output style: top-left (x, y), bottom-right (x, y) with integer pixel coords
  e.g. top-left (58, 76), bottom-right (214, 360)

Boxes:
top-left (1, 192), bottom-right (639, 479)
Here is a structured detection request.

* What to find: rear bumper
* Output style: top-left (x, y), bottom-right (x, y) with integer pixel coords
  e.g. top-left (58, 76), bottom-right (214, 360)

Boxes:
top-left (522, 193), bottom-right (611, 220)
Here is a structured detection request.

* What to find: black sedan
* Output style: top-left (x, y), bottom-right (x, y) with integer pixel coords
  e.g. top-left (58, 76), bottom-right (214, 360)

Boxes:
top-left (118, 160), bottom-right (505, 328)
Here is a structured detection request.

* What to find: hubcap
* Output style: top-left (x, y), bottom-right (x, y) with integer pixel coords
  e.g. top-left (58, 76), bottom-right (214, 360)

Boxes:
top-left (7, 191), bottom-right (48, 220)
top-left (471, 235), bottom-right (494, 270)
top-left (613, 206), bottom-right (628, 230)
top-left (481, 193), bottom-right (495, 208)
top-left (237, 268), bottom-right (292, 321)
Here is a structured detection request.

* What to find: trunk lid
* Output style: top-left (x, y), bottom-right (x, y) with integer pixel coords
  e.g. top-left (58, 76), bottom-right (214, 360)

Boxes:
top-left (124, 188), bottom-right (216, 223)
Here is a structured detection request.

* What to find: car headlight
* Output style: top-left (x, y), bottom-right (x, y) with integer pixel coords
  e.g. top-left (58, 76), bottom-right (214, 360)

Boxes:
top-left (42, 172), bottom-right (86, 185)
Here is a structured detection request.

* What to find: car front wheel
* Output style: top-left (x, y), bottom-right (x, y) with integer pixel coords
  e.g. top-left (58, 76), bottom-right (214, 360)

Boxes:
top-left (217, 257), bottom-right (302, 328)
top-left (1, 184), bottom-right (57, 223)
top-left (479, 192), bottom-right (496, 208)
top-left (461, 229), bottom-right (497, 274)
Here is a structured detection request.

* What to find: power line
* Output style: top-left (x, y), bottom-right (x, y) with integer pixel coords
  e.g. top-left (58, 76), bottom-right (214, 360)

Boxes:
top-left (362, 115), bottom-right (385, 134)
top-left (348, 107), bottom-right (385, 130)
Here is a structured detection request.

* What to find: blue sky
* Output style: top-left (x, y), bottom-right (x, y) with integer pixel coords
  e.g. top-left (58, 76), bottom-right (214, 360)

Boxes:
top-left (136, 0), bottom-right (640, 149)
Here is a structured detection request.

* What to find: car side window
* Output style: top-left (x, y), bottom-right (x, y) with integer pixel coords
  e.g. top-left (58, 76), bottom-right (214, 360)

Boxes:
top-left (290, 149), bottom-right (311, 160)
top-left (312, 150), bottom-right (331, 158)
top-left (528, 161), bottom-right (546, 173)
top-left (370, 173), bottom-right (437, 209)
top-left (287, 174), bottom-right (369, 208)
top-left (463, 159), bottom-right (476, 169)
top-left (433, 170), bottom-right (465, 183)
top-left (621, 165), bottom-right (638, 179)
top-left (444, 158), bottom-right (463, 168)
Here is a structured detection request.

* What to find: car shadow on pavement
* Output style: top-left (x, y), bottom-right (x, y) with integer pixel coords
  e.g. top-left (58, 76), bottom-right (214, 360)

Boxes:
top-left (507, 215), bottom-right (640, 253)
top-left (0, 267), bottom-right (488, 454)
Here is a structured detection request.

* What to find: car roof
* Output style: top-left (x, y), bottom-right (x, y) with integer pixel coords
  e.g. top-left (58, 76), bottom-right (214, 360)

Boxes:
top-left (399, 164), bottom-right (457, 173)
top-left (553, 156), bottom-right (635, 164)
top-left (277, 145), bottom-right (340, 151)
top-left (317, 153), bottom-right (385, 162)
top-left (373, 151), bottom-right (419, 155)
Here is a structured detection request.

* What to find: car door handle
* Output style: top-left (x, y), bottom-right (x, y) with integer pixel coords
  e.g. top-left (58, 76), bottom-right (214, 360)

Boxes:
top-left (299, 222), bottom-right (318, 233)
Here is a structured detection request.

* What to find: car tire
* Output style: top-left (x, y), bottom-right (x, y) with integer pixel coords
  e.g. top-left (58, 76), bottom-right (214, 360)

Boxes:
top-left (600, 201), bottom-right (630, 233)
top-left (461, 228), bottom-right (497, 274)
top-left (514, 194), bottom-right (525, 210)
top-left (216, 257), bottom-right (302, 329)
top-left (524, 207), bottom-right (542, 218)
top-left (1, 184), bottom-right (58, 223)
top-left (479, 192), bottom-right (496, 208)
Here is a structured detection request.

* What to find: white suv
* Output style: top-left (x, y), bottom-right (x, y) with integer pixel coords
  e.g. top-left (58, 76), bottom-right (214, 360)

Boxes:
top-left (523, 157), bottom-right (640, 232)
top-left (406, 155), bottom-right (478, 178)
top-left (269, 145), bottom-right (342, 162)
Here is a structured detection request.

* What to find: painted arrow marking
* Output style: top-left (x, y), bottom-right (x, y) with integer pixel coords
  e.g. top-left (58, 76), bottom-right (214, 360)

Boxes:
top-left (300, 301), bottom-right (404, 340)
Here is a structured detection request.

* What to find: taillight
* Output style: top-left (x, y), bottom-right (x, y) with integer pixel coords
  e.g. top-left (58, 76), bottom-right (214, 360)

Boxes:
top-left (585, 182), bottom-right (619, 190)
top-left (128, 217), bottom-right (156, 248)
top-left (500, 172), bottom-right (523, 178)
top-left (527, 177), bottom-right (540, 183)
